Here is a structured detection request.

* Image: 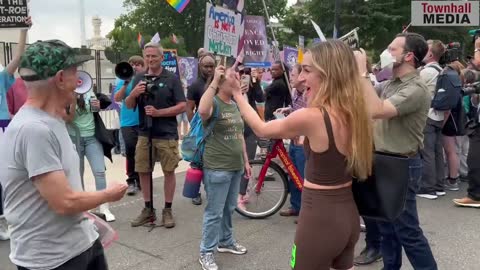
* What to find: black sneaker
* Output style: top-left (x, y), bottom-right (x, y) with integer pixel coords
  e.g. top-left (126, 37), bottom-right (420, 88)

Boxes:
top-left (354, 247), bottom-right (382, 265)
top-left (416, 188), bottom-right (438, 200)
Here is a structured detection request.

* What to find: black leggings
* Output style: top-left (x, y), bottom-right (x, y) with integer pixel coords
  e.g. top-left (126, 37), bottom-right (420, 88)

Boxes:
top-left (292, 187), bottom-right (360, 270)
top-left (17, 240), bottom-right (108, 270)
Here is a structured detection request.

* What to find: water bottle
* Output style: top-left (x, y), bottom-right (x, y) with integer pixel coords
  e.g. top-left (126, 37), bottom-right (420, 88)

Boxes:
top-left (183, 166), bottom-right (203, 198)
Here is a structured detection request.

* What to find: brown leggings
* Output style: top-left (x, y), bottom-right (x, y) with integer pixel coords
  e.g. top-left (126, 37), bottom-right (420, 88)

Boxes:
top-left (291, 187), bottom-right (360, 270)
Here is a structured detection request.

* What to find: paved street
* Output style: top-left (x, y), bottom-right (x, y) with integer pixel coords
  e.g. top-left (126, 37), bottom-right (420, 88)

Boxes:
top-left (1, 154), bottom-right (480, 270)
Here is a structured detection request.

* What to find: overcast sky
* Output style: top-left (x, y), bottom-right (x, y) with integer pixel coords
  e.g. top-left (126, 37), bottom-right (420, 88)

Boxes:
top-left (28, 0), bottom-right (297, 47)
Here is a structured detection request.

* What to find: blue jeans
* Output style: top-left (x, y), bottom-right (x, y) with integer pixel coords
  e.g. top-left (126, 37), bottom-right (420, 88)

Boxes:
top-left (363, 217), bottom-right (381, 250)
top-left (71, 135), bottom-right (107, 191)
top-left (288, 144), bottom-right (305, 212)
top-left (378, 155), bottom-right (437, 270)
top-left (200, 169), bottom-right (243, 254)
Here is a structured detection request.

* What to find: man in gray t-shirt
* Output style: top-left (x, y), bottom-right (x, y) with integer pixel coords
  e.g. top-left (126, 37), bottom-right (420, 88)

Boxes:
top-left (0, 40), bottom-right (127, 270)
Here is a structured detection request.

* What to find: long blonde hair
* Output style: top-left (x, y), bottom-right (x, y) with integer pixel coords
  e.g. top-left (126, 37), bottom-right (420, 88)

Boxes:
top-left (307, 40), bottom-right (373, 179)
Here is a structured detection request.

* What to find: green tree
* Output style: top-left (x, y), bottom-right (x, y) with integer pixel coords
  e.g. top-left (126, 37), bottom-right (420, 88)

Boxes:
top-left (282, 0), bottom-right (476, 62)
top-left (109, 0), bottom-right (288, 56)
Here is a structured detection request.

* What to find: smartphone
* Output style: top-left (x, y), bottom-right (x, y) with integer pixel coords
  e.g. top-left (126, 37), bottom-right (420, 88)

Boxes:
top-left (241, 75), bottom-right (250, 89)
top-left (274, 112), bottom-right (286, 119)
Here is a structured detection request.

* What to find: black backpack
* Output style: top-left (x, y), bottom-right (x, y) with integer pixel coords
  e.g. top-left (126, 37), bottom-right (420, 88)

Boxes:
top-left (431, 67), bottom-right (463, 111)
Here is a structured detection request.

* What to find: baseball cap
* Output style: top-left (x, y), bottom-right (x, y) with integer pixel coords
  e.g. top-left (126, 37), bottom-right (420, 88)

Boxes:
top-left (19, 39), bottom-right (94, 81)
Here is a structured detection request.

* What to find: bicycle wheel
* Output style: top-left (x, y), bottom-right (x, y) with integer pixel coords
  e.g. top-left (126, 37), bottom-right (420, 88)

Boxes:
top-left (235, 159), bottom-right (289, 219)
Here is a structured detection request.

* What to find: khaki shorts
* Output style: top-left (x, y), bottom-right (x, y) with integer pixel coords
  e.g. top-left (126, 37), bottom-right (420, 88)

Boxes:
top-left (135, 136), bottom-right (181, 173)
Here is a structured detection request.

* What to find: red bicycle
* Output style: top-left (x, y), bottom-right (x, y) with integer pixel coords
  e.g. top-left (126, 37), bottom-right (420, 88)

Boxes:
top-left (235, 139), bottom-right (303, 219)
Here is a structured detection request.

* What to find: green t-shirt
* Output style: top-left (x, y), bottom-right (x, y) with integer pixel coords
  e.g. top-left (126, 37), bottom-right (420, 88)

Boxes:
top-left (67, 94), bottom-right (96, 138)
top-left (203, 96), bottom-right (245, 171)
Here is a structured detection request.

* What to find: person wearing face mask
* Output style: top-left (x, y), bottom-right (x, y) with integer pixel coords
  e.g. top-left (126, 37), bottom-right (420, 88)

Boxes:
top-left (416, 40), bottom-right (447, 200)
top-left (186, 52), bottom-right (216, 206)
top-left (197, 64), bottom-right (252, 270)
top-left (357, 33), bottom-right (438, 270)
top-left (234, 40), bottom-right (374, 270)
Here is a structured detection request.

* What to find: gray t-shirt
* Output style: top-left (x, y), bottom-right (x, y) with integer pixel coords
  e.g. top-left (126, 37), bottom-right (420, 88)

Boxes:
top-left (0, 107), bottom-right (98, 270)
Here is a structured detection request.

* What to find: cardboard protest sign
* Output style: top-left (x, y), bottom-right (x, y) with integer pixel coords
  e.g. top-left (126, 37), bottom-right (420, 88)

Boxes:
top-left (0, 0), bottom-right (28, 28)
top-left (162, 49), bottom-right (179, 76)
top-left (203, 2), bottom-right (243, 58)
top-left (339, 27), bottom-right (360, 49)
top-left (243, 15), bottom-right (270, 68)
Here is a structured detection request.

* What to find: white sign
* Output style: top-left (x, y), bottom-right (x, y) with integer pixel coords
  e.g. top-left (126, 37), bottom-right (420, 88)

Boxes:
top-left (411, 1), bottom-right (479, 26)
top-left (203, 2), bottom-right (243, 57)
top-left (311, 20), bottom-right (327, 42)
top-left (339, 27), bottom-right (359, 49)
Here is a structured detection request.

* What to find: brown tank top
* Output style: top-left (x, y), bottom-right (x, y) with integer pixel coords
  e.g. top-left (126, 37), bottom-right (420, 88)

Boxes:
top-left (304, 108), bottom-right (351, 186)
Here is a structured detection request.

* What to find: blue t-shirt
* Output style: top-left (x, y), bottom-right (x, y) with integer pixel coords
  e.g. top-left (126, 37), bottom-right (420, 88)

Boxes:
top-left (0, 70), bottom-right (16, 120)
top-left (114, 78), bottom-right (139, 127)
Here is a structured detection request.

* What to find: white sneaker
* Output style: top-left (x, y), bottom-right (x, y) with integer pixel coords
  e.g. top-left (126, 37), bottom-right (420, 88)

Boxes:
top-left (99, 204), bottom-right (116, 222)
top-left (0, 216), bottom-right (10, 241)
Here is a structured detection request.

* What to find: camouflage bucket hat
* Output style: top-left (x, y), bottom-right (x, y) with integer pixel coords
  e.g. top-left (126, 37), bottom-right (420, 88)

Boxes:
top-left (19, 39), bottom-right (94, 81)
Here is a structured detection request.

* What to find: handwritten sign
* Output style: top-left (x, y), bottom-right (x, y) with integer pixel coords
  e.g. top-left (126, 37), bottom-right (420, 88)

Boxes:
top-left (204, 2), bottom-right (242, 57)
top-left (162, 49), bottom-right (179, 76)
top-left (0, 0), bottom-right (28, 28)
top-left (243, 15), bottom-right (270, 68)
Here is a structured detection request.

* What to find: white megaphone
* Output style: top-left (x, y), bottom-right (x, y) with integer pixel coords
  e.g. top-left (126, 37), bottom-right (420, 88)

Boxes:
top-left (75, 71), bottom-right (93, 95)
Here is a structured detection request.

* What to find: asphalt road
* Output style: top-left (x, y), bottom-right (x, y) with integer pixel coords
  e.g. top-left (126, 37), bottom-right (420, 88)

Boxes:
top-left (1, 173), bottom-right (479, 270)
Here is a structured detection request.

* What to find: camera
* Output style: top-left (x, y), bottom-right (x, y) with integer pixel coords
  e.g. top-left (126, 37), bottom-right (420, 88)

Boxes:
top-left (463, 81), bottom-right (480, 96)
top-left (143, 75), bottom-right (159, 96)
top-left (439, 42), bottom-right (462, 66)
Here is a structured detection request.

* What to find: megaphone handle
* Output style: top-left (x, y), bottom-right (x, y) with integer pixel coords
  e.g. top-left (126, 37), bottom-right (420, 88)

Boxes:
top-left (146, 115), bottom-right (153, 129)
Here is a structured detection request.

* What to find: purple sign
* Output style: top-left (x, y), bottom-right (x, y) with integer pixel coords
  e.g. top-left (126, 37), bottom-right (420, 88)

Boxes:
top-left (283, 46), bottom-right (298, 70)
top-left (243, 15), bottom-right (270, 68)
top-left (178, 57), bottom-right (199, 87)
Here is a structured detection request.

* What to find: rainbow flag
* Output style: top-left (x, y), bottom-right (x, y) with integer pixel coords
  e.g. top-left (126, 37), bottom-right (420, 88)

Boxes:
top-left (137, 33), bottom-right (144, 49)
top-left (166, 0), bottom-right (190, 13)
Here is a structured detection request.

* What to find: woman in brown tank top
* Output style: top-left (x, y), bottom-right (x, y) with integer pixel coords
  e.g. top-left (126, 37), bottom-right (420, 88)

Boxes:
top-left (232, 40), bottom-right (374, 270)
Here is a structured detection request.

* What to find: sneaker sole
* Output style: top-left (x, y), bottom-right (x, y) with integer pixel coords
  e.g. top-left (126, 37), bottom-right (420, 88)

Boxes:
top-left (217, 247), bottom-right (247, 255)
top-left (416, 194), bottom-right (438, 200)
top-left (453, 201), bottom-right (480, 208)
top-left (436, 192), bottom-right (446, 196)
top-left (446, 188), bottom-right (460, 191)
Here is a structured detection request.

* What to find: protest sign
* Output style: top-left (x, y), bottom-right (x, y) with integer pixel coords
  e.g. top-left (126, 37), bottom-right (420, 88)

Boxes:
top-left (339, 27), bottom-right (359, 49)
top-left (178, 57), bottom-right (198, 86)
top-left (162, 49), bottom-right (179, 76)
top-left (0, 0), bottom-right (29, 28)
top-left (204, 2), bottom-right (243, 58)
top-left (283, 46), bottom-right (298, 69)
top-left (243, 15), bottom-right (270, 68)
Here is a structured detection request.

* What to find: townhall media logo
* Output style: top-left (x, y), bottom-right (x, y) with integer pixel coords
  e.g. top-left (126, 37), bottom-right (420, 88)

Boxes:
top-left (411, 1), bottom-right (479, 26)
